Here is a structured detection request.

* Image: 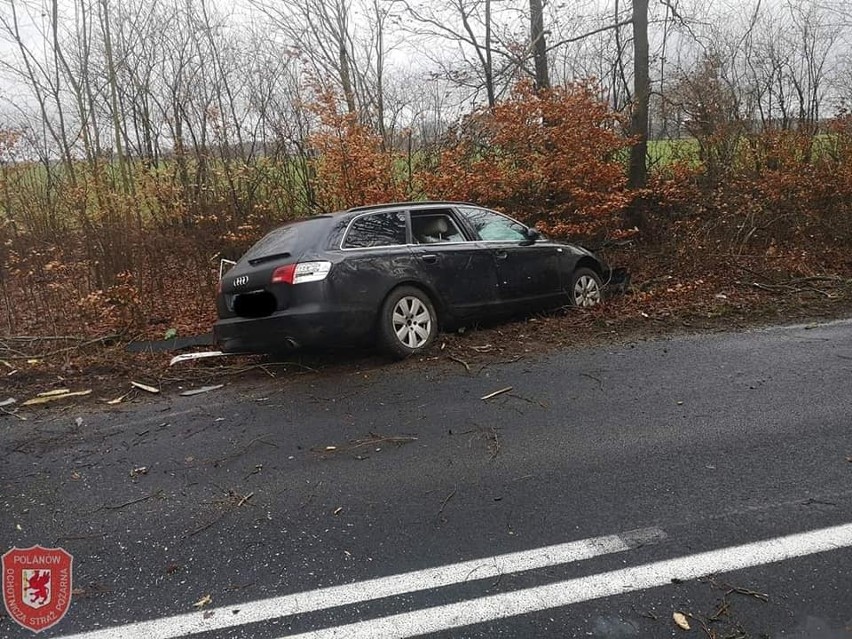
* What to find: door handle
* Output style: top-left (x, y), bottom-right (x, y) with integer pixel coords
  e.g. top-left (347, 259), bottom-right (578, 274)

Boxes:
top-left (421, 254), bottom-right (439, 264)
top-left (494, 250), bottom-right (508, 260)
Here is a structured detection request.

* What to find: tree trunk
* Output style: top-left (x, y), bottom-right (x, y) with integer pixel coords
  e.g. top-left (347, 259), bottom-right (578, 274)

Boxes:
top-left (99, 0), bottom-right (130, 193)
top-left (484, 0), bottom-right (495, 107)
top-left (373, 0), bottom-right (387, 145)
top-left (628, 0), bottom-right (649, 190)
top-left (529, 0), bottom-right (549, 91)
top-left (339, 42), bottom-right (357, 114)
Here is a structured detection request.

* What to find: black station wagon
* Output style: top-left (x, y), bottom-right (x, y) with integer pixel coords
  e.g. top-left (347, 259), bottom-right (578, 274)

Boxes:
top-left (214, 201), bottom-right (609, 358)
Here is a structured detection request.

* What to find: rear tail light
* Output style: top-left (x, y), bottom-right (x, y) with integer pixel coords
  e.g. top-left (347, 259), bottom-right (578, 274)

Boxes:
top-left (271, 261), bottom-right (332, 285)
top-left (270, 263), bottom-right (296, 284)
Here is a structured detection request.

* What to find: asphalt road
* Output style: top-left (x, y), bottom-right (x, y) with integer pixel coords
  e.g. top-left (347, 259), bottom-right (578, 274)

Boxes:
top-left (2, 319), bottom-right (852, 638)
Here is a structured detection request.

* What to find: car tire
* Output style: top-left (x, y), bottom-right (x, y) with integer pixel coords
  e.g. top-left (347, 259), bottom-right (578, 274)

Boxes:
top-left (569, 268), bottom-right (603, 307)
top-left (378, 286), bottom-right (438, 359)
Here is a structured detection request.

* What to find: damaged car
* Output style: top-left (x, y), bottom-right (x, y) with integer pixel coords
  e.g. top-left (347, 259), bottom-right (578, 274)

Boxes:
top-left (214, 201), bottom-right (613, 359)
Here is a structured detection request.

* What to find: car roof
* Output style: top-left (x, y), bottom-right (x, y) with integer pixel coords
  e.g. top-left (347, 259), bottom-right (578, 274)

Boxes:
top-left (280, 202), bottom-right (479, 228)
top-left (344, 201), bottom-right (477, 214)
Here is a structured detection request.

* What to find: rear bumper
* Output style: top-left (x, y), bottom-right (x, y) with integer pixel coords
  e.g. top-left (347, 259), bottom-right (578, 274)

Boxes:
top-left (213, 304), bottom-right (374, 353)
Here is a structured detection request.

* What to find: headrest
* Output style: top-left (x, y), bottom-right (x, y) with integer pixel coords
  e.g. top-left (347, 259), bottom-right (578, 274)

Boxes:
top-left (420, 217), bottom-right (449, 235)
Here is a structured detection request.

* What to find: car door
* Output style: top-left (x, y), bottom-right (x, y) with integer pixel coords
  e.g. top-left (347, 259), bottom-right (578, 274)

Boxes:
top-left (408, 208), bottom-right (501, 320)
top-left (455, 206), bottom-right (562, 306)
top-left (332, 210), bottom-right (423, 317)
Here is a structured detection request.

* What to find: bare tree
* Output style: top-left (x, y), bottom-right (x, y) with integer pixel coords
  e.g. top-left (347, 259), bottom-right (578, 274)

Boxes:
top-left (250, 0), bottom-right (360, 114)
top-left (0, 0), bottom-right (75, 179)
top-left (529, 0), bottom-right (549, 90)
top-left (629, 0), bottom-right (650, 189)
top-left (399, 0), bottom-right (499, 107)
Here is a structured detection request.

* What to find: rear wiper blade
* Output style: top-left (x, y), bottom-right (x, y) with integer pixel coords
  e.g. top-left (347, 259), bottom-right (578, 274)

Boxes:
top-left (248, 252), bottom-right (291, 266)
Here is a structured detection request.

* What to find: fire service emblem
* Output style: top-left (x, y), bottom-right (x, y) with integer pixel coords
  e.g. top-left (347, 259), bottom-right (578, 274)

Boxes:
top-left (2, 546), bottom-right (73, 633)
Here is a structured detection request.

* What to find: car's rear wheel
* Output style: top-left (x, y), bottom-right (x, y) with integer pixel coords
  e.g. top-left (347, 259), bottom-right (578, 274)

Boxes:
top-left (379, 286), bottom-right (438, 359)
top-left (569, 268), bottom-right (603, 307)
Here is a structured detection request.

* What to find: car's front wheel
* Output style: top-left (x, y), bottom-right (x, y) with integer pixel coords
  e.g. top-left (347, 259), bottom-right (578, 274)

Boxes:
top-left (379, 286), bottom-right (438, 359)
top-left (569, 267), bottom-right (603, 307)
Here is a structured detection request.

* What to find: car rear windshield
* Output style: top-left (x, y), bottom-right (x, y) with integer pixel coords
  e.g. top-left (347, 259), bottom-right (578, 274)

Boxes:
top-left (241, 218), bottom-right (329, 264)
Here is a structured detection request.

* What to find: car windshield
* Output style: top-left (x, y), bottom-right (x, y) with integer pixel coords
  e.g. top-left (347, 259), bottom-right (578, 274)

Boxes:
top-left (457, 207), bottom-right (528, 242)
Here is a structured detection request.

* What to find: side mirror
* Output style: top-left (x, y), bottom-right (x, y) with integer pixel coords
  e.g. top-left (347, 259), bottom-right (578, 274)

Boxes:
top-left (525, 228), bottom-right (541, 242)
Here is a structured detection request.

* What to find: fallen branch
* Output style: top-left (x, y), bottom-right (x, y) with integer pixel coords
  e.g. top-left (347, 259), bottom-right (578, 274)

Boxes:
top-left (54, 533), bottom-right (106, 545)
top-left (579, 372), bottom-right (604, 390)
top-left (313, 432), bottom-right (418, 455)
top-left (475, 356), bottom-right (524, 375)
top-left (481, 386), bottom-right (513, 401)
top-left (186, 511), bottom-right (229, 538)
top-left (0, 405), bottom-right (26, 421)
top-left (212, 435), bottom-right (278, 465)
top-left (686, 612), bottom-right (714, 639)
top-left (264, 360), bottom-right (320, 373)
top-left (230, 364), bottom-right (277, 378)
top-left (350, 433), bottom-right (418, 448)
top-left (448, 355), bottom-right (471, 373)
top-left (789, 275), bottom-right (852, 285)
top-left (470, 345), bottom-right (494, 353)
top-left (704, 576), bottom-right (769, 602)
top-left (436, 488), bottom-right (457, 522)
top-left (99, 489), bottom-right (164, 512)
top-left (735, 280), bottom-right (833, 298)
top-left (21, 389), bottom-right (92, 406)
top-left (505, 393), bottom-right (547, 408)
top-left (1, 334), bottom-right (120, 360)
top-left (4, 335), bottom-right (99, 342)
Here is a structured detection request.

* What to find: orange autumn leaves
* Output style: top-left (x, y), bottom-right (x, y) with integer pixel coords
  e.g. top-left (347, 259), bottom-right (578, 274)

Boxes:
top-left (308, 88), bottom-right (409, 211)
top-left (421, 81), bottom-right (633, 239)
top-left (309, 81), bottom-right (635, 240)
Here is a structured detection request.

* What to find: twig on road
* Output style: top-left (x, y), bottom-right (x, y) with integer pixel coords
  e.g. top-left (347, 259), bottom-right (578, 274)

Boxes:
top-left (351, 433), bottom-right (418, 448)
top-left (506, 393), bottom-right (547, 408)
top-left (579, 372), bottom-right (603, 390)
top-left (213, 435), bottom-right (278, 465)
top-left (54, 533), bottom-right (106, 545)
top-left (703, 576), bottom-right (769, 602)
top-left (632, 607), bottom-right (658, 621)
top-left (186, 511), bottom-right (229, 538)
top-left (801, 497), bottom-right (837, 507)
top-left (475, 356), bottom-right (523, 375)
top-left (448, 355), bottom-right (471, 374)
top-left (96, 489), bottom-right (164, 513)
top-left (0, 405), bottom-right (26, 421)
top-left (686, 613), bottom-right (715, 639)
top-left (481, 386), bottom-right (512, 401)
top-left (735, 280), bottom-right (833, 298)
top-left (312, 433), bottom-right (418, 456)
top-left (228, 364), bottom-right (278, 378)
top-left (436, 488), bottom-right (457, 524)
top-left (469, 345), bottom-right (494, 353)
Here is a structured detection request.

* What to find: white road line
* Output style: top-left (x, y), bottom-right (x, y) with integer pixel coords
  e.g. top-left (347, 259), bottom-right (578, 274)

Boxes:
top-left (56, 528), bottom-right (664, 639)
top-left (283, 521), bottom-right (852, 639)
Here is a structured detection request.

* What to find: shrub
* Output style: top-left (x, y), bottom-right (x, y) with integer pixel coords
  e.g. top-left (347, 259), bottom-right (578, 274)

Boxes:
top-left (419, 81), bottom-right (633, 241)
top-left (308, 89), bottom-right (409, 211)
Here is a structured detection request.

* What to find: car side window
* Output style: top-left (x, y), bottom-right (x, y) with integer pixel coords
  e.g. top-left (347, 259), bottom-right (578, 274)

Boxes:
top-left (343, 211), bottom-right (408, 248)
top-left (411, 212), bottom-right (467, 244)
top-left (457, 207), bottom-right (528, 242)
